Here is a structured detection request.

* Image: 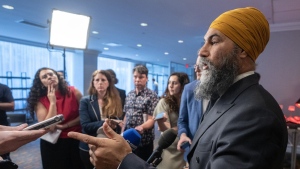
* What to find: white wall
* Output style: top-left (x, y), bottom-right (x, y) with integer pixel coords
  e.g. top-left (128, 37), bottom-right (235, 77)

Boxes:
top-left (82, 50), bottom-right (100, 96)
top-left (256, 30), bottom-right (300, 116)
top-left (70, 51), bottom-right (84, 95)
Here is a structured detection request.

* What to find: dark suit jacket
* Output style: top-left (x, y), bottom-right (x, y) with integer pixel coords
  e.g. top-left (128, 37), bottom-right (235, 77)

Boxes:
top-left (79, 94), bottom-right (122, 150)
top-left (118, 74), bottom-right (288, 169)
top-left (116, 87), bottom-right (126, 108)
top-left (187, 74), bottom-right (288, 169)
top-left (119, 153), bottom-right (155, 169)
top-left (79, 95), bottom-right (104, 150)
top-left (116, 87), bottom-right (126, 119)
top-left (79, 95), bottom-right (104, 136)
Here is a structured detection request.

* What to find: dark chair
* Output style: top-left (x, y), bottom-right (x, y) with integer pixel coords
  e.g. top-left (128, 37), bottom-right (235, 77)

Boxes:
top-left (7, 113), bottom-right (26, 126)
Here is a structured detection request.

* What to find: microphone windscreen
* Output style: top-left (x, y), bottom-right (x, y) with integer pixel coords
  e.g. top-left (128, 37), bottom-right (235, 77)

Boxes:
top-left (122, 128), bottom-right (141, 150)
top-left (158, 128), bottom-right (177, 149)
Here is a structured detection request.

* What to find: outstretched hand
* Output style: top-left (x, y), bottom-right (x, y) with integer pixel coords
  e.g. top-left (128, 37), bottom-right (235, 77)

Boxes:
top-left (68, 120), bottom-right (132, 169)
top-left (0, 123), bottom-right (28, 131)
top-left (0, 124), bottom-right (47, 155)
top-left (177, 133), bottom-right (192, 152)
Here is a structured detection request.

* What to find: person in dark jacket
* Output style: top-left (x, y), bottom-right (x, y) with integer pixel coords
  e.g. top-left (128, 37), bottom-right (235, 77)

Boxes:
top-left (106, 69), bottom-right (126, 119)
top-left (68, 7), bottom-right (288, 169)
top-left (79, 70), bottom-right (123, 169)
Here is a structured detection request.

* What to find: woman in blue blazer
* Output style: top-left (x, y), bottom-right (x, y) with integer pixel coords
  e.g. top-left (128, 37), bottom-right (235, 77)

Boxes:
top-left (79, 70), bottom-right (123, 169)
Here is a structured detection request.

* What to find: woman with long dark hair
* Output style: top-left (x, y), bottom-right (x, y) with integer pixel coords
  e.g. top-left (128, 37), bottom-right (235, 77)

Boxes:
top-left (153, 72), bottom-right (190, 169)
top-left (79, 70), bottom-right (123, 169)
top-left (27, 67), bottom-right (82, 169)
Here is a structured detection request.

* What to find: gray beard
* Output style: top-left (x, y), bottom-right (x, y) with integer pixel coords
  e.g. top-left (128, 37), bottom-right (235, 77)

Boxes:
top-left (194, 48), bottom-right (240, 100)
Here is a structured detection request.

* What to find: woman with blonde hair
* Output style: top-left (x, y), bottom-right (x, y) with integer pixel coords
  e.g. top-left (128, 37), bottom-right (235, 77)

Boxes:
top-left (79, 70), bottom-right (123, 169)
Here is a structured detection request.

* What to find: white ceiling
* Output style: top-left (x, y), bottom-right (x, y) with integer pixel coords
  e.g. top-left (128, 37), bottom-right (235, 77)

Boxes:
top-left (1, 0), bottom-right (300, 66)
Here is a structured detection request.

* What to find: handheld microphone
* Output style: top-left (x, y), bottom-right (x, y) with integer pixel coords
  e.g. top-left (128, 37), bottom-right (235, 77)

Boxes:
top-left (121, 128), bottom-right (141, 150)
top-left (97, 127), bottom-right (141, 150)
top-left (146, 128), bottom-right (177, 167)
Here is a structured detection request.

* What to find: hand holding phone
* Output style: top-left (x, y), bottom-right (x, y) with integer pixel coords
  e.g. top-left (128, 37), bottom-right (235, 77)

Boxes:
top-left (180, 141), bottom-right (190, 149)
top-left (23, 114), bottom-right (64, 130)
top-left (110, 119), bottom-right (123, 125)
top-left (107, 119), bottom-right (123, 129)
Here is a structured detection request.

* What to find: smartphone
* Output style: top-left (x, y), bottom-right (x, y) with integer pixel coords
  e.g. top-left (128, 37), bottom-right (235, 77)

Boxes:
top-left (180, 141), bottom-right (190, 149)
top-left (154, 112), bottom-right (165, 121)
top-left (110, 119), bottom-right (123, 125)
top-left (23, 114), bottom-right (64, 130)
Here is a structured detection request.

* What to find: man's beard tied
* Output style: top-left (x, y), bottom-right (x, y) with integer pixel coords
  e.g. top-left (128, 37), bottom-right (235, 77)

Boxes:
top-left (195, 50), bottom-right (240, 100)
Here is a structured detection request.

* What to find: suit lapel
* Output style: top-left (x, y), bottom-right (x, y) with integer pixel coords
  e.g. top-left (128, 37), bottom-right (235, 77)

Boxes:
top-left (90, 95), bottom-right (101, 120)
top-left (189, 74), bottom-right (259, 152)
top-left (190, 102), bottom-right (233, 150)
top-left (197, 99), bottom-right (203, 120)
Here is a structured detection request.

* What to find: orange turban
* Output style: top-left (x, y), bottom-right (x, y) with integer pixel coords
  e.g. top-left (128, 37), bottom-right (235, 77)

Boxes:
top-left (209, 7), bottom-right (270, 61)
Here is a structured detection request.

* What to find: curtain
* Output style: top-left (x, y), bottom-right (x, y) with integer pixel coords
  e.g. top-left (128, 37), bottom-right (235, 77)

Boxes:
top-left (0, 41), bottom-right (74, 114)
top-left (98, 57), bottom-right (135, 94)
top-left (97, 57), bottom-right (171, 96)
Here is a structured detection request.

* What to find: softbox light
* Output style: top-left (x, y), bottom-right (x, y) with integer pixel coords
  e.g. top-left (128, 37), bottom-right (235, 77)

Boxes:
top-left (49, 9), bottom-right (91, 49)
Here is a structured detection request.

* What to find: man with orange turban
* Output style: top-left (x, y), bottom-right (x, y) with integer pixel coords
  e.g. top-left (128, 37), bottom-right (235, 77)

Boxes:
top-left (67, 7), bottom-right (288, 169)
top-left (189, 7), bottom-right (287, 169)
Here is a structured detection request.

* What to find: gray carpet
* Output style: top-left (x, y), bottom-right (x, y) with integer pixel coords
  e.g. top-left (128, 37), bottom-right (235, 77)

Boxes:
top-left (10, 138), bottom-right (42, 169)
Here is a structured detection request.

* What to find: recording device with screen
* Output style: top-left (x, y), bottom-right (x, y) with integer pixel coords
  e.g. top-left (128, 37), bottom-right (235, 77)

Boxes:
top-left (23, 114), bottom-right (64, 130)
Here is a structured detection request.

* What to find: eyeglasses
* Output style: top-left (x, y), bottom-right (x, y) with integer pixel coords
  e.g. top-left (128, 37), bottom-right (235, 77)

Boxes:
top-left (194, 64), bottom-right (201, 70)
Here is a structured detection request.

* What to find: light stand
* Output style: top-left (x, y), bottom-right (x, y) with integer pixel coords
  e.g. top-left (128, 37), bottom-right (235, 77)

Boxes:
top-left (63, 48), bottom-right (66, 78)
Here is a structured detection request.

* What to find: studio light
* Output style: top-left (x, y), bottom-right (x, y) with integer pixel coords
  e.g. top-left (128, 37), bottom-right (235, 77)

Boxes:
top-left (49, 9), bottom-right (91, 49)
top-left (49, 9), bottom-right (91, 78)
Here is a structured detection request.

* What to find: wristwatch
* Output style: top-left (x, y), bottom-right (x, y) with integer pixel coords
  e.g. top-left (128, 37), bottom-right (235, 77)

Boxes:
top-left (0, 159), bottom-right (18, 169)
